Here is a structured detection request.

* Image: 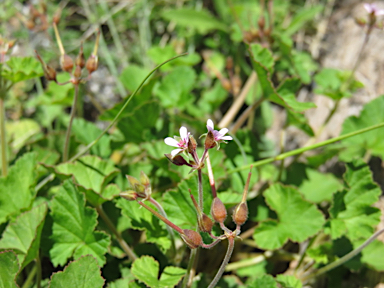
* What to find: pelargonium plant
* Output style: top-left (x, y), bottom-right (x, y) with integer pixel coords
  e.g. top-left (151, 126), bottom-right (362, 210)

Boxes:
top-left (121, 119), bottom-right (251, 287)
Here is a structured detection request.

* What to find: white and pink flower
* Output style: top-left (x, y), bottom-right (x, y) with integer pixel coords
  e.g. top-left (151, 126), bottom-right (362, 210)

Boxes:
top-left (206, 119), bottom-right (233, 142)
top-left (164, 126), bottom-right (190, 157)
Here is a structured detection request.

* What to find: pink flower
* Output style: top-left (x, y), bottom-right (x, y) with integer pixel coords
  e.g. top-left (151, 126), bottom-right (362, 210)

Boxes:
top-left (364, 3), bottom-right (384, 16)
top-left (164, 126), bottom-right (190, 157)
top-left (206, 119), bottom-right (233, 142)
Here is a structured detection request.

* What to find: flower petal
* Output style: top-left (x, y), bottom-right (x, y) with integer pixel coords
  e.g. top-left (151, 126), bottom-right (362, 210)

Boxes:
top-left (364, 3), bottom-right (373, 13)
top-left (164, 137), bottom-right (179, 147)
top-left (179, 126), bottom-right (188, 140)
top-left (207, 119), bottom-right (214, 131)
top-left (218, 128), bottom-right (229, 136)
top-left (171, 148), bottom-right (183, 157)
top-left (220, 135), bottom-right (233, 141)
top-left (376, 9), bottom-right (384, 15)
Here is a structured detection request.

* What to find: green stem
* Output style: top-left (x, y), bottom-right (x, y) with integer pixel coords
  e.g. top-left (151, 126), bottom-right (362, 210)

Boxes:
top-left (96, 205), bottom-right (137, 261)
top-left (63, 84), bottom-right (79, 162)
top-left (207, 237), bottom-right (235, 288)
top-left (182, 249), bottom-right (198, 288)
top-left (21, 265), bottom-right (37, 288)
top-left (197, 169), bottom-right (203, 210)
top-left (36, 254), bottom-right (42, 288)
top-left (228, 122), bottom-right (384, 173)
top-left (0, 97), bottom-right (7, 176)
top-left (301, 228), bottom-right (384, 282)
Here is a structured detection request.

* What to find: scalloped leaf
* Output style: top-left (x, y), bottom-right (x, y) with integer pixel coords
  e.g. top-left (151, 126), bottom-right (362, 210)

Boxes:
top-left (131, 256), bottom-right (185, 288)
top-left (248, 275), bottom-right (277, 288)
top-left (0, 153), bottom-right (37, 224)
top-left (48, 255), bottom-right (105, 288)
top-left (0, 250), bottom-right (19, 288)
top-left (0, 204), bottom-right (47, 269)
top-left (49, 180), bottom-right (110, 266)
top-left (327, 160), bottom-right (381, 243)
top-left (2, 56), bottom-right (43, 83)
top-left (253, 184), bottom-right (325, 250)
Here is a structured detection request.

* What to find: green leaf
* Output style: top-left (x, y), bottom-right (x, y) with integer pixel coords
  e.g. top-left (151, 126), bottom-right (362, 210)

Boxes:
top-left (277, 78), bottom-right (316, 112)
top-left (48, 255), bottom-right (105, 288)
top-left (299, 168), bottom-right (343, 203)
top-left (248, 275), bottom-right (277, 288)
top-left (119, 65), bottom-right (151, 92)
top-left (49, 180), bottom-right (110, 266)
top-left (0, 152), bottom-right (36, 224)
top-left (154, 66), bottom-right (196, 109)
top-left (327, 160), bottom-right (381, 243)
top-left (161, 8), bottom-right (227, 34)
top-left (284, 5), bottom-right (323, 35)
top-left (162, 174), bottom-right (213, 229)
top-left (253, 184), bottom-right (325, 250)
top-left (79, 184), bottom-right (121, 207)
top-left (276, 275), bottom-right (302, 288)
top-left (361, 239), bottom-right (384, 271)
top-left (291, 52), bottom-right (318, 84)
top-left (71, 118), bottom-right (111, 158)
top-left (340, 95), bottom-right (384, 161)
top-left (2, 56), bottom-right (43, 83)
top-left (0, 204), bottom-right (47, 269)
top-left (287, 110), bottom-right (314, 136)
top-left (131, 256), bottom-right (185, 288)
top-left (6, 119), bottom-right (42, 152)
top-left (116, 198), bottom-right (171, 252)
top-left (0, 251), bottom-right (19, 288)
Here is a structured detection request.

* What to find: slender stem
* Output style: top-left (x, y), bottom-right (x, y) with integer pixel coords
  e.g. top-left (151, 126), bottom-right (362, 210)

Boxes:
top-left (21, 265), bottom-right (37, 288)
top-left (201, 238), bottom-right (224, 249)
top-left (207, 237), bottom-right (235, 288)
top-left (182, 249), bottom-right (198, 288)
top-left (197, 169), bottom-right (203, 211)
top-left (95, 205), bottom-right (137, 261)
top-left (149, 197), bottom-right (176, 256)
top-left (36, 253), bottom-right (42, 288)
top-left (63, 84), bottom-right (79, 162)
top-left (206, 152), bottom-right (217, 198)
top-left (138, 201), bottom-right (184, 234)
top-left (0, 97), bottom-right (7, 176)
top-left (231, 97), bottom-right (265, 134)
top-left (228, 121), bottom-right (384, 173)
top-left (301, 228), bottom-right (384, 282)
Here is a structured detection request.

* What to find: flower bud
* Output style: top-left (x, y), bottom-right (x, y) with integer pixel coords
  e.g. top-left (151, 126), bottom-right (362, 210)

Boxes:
top-left (198, 213), bottom-right (213, 233)
top-left (232, 202), bottom-right (248, 226)
top-left (181, 229), bottom-right (202, 249)
top-left (187, 135), bottom-right (197, 153)
top-left (120, 190), bottom-right (138, 201)
top-left (165, 153), bottom-right (191, 166)
top-left (60, 54), bottom-right (73, 73)
top-left (76, 44), bottom-right (85, 68)
top-left (210, 197), bottom-right (227, 223)
top-left (73, 65), bottom-right (82, 79)
top-left (204, 130), bottom-right (216, 150)
top-left (86, 55), bottom-right (98, 74)
top-left (140, 171), bottom-right (150, 187)
top-left (45, 65), bottom-right (57, 82)
top-left (126, 175), bottom-right (146, 198)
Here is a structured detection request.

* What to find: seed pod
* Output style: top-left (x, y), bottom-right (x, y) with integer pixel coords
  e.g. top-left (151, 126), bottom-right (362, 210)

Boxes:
top-left (187, 135), bottom-right (197, 153)
top-left (86, 54), bottom-right (98, 74)
top-left (45, 65), bottom-right (57, 82)
top-left (165, 153), bottom-right (191, 167)
top-left (232, 202), bottom-right (248, 226)
top-left (76, 44), bottom-right (85, 68)
top-left (204, 130), bottom-right (216, 150)
top-left (60, 54), bottom-right (73, 73)
top-left (120, 190), bottom-right (138, 201)
top-left (210, 197), bottom-right (227, 223)
top-left (181, 229), bottom-right (202, 249)
top-left (198, 213), bottom-right (213, 233)
top-left (73, 65), bottom-right (82, 79)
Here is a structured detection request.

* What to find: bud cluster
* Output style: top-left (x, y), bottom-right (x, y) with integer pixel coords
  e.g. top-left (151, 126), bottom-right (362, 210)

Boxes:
top-left (35, 23), bottom-right (100, 86)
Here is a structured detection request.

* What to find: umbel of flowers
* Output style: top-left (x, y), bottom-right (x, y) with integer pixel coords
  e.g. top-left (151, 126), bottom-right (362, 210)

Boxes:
top-left (121, 119), bottom-right (253, 288)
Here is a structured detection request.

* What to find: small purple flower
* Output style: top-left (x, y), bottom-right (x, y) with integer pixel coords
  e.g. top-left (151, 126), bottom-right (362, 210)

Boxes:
top-left (164, 126), bottom-right (190, 157)
top-left (364, 3), bottom-right (384, 16)
top-left (206, 119), bottom-right (233, 142)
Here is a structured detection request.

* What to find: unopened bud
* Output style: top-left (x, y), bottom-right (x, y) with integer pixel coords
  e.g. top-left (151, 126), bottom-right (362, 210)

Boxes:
top-left (120, 190), bottom-right (138, 201)
top-left (165, 153), bottom-right (191, 166)
top-left (73, 65), bottom-right (82, 79)
top-left (60, 54), bottom-right (73, 73)
top-left (204, 130), bottom-right (216, 150)
top-left (140, 171), bottom-right (150, 187)
top-left (181, 229), bottom-right (202, 249)
top-left (187, 135), bottom-right (197, 153)
top-left (211, 197), bottom-right (227, 223)
top-left (232, 202), bottom-right (248, 226)
top-left (126, 175), bottom-right (146, 198)
top-left (76, 44), bottom-right (85, 68)
top-left (198, 213), bottom-right (213, 233)
top-left (86, 55), bottom-right (98, 74)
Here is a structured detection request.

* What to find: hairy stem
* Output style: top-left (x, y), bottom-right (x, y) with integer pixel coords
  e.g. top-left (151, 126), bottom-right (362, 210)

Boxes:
top-left (63, 84), bottom-right (79, 162)
top-left (197, 169), bottom-right (203, 210)
top-left (301, 228), bottom-right (384, 282)
top-left (149, 197), bottom-right (176, 256)
top-left (206, 152), bottom-right (217, 198)
top-left (182, 249), bottom-right (198, 288)
top-left (0, 97), bottom-right (7, 176)
top-left (96, 205), bottom-right (137, 261)
top-left (208, 237), bottom-right (235, 288)
top-left (229, 121), bottom-right (384, 173)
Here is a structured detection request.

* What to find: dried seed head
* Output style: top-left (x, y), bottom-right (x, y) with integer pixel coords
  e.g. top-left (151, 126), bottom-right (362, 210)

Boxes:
top-left (210, 197), bottom-right (227, 223)
top-left (232, 202), bottom-right (248, 226)
top-left (120, 190), bottom-right (138, 201)
top-left (187, 135), bottom-right (197, 153)
top-left (165, 153), bottom-right (191, 167)
top-left (86, 54), bottom-right (98, 74)
top-left (198, 213), bottom-right (214, 233)
top-left (204, 130), bottom-right (216, 150)
top-left (181, 229), bottom-right (202, 249)
top-left (60, 54), bottom-right (73, 73)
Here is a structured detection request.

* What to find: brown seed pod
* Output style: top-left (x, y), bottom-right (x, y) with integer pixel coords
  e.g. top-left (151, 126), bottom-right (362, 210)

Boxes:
top-left (60, 54), bottom-right (73, 73)
top-left (86, 55), bottom-right (98, 74)
top-left (187, 135), bottom-right (197, 153)
top-left (73, 65), bottom-right (82, 79)
top-left (164, 153), bottom-right (191, 167)
top-left (204, 130), bottom-right (216, 150)
top-left (181, 229), bottom-right (202, 249)
top-left (232, 202), bottom-right (248, 226)
top-left (210, 197), bottom-right (227, 223)
top-left (198, 213), bottom-right (214, 233)
top-left (45, 65), bottom-right (57, 82)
